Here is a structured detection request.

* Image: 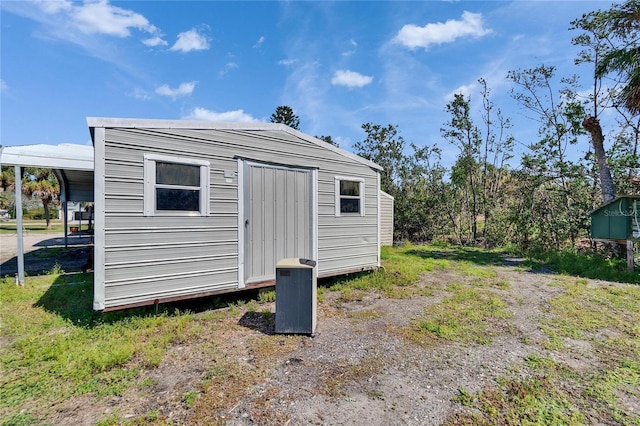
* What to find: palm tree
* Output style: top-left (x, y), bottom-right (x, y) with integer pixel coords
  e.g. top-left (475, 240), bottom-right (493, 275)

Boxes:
top-left (597, 46), bottom-right (640, 114)
top-left (22, 168), bottom-right (59, 229)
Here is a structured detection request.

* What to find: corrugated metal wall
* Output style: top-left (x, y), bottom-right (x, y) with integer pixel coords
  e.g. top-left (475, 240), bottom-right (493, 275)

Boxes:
top-left (380, 191), bottom-right (394, 246)
top-left (96, 126), bottom-right (379, 309)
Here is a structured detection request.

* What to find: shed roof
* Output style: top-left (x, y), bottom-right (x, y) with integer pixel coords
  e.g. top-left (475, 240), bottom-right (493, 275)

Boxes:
top-left (87, 117), bottom-right (383, 171)
top-left (590, 195), bottom-right (640, 215)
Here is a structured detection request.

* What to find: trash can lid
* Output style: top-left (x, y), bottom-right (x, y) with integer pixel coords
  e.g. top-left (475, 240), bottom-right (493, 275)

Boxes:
top-left (276, 258), bottom-right (317, 268)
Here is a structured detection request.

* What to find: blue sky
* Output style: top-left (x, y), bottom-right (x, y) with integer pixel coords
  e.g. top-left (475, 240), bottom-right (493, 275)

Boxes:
top-left (1, 1), bottom-right (610, 166)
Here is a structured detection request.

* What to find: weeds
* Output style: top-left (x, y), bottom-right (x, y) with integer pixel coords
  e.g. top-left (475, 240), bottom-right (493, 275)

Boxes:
top-left (445, 375), bottom-right (586, 425)
top-left (408, 286), bottom-right (512, 345)
top-left (0, 273), bottom-right (300, 424)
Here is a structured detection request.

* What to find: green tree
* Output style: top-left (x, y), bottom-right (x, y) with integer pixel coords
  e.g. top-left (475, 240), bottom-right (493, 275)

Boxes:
top-left (1, 166), bottom-right (14, 192)
top-left (270, 105), bottom-right (300, 130)
top-left (590, 0), bottom-right (640, 115)
top-left (507, 65), bottom-right (590, 249)
top-left (570, 3), bottom-right (639, 203)
top-left (316, 135), bottom-right (338, 146)
top-left (477, 78), bottom-right (515, 246)
top-left (353, 123), bottom-right (406, 196)
top-left (441, 93), bottom-right (483, 243)
top-left (22, 168), bottom-right (59, 229)
top-left (397, 143), bottom-right (447, 242)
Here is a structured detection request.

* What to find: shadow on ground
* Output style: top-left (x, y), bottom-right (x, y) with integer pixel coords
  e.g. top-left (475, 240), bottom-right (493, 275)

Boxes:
top-left (1, 236), bottom-right (94, 277)
top-left (405, 246), bottom-right (523, 266)
top-left (34, 272), bottom-right (272, 328)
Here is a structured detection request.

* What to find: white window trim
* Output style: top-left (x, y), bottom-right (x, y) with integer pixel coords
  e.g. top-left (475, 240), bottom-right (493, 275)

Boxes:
top-left (334, 176), bottom-right (365, 217)
top-left (144, 153), bottom-right (210, 216)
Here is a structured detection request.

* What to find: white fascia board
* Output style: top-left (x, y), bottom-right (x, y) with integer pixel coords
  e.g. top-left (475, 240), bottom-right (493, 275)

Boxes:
top-left (0, 144), bottom-right (94, 170)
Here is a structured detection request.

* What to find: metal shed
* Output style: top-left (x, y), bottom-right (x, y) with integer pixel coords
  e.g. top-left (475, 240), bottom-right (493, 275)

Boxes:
top-left (590, 196), bottom-right (640, 241)
top-left (590, 195), bottom-right (640, 270)
top-left (380, 191), bottom-right (394, 246)
top-left (89, 117), bottom-right (386, 311)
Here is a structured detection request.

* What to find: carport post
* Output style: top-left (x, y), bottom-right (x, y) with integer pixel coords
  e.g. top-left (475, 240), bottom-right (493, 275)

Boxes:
top-left (63, 200), bottom-right (68, 247)
top-left (14, 165), bottom-right (24, 286)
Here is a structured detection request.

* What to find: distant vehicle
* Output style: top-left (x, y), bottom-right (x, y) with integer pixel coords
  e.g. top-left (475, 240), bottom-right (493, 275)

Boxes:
top-left (0, 209), bottom-right (10, 221)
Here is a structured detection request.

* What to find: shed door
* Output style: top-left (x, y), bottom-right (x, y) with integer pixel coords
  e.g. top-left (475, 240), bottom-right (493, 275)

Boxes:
top-left (244, 162), bottom-right (312, 284)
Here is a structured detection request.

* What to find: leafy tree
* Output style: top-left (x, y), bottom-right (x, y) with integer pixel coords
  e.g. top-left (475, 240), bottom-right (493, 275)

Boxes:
top-left (441, 93), bottom-right (482, 243)
top-left (477, 78), bottom-right (515, 246)
top-left (507, 65), bottom-right (590, 248)
top-left (270, 105), bottom-right (300, 130)
top-left (590, 0), bottom-right (640, 115)
top-left (1, 166), bottom-right (14, 192)
top-left (22, 168), bottom-right (59, 229)
top-left (397, 143), bottom-right (447, 242)
top-left (353, 123), bottom-right (406, 197)
top-left (316, 135), bottom-right (338, 146)
top-left (440, 81), bottom-right (514, 246)
top-left (570, 4), bottom-right (639, 203)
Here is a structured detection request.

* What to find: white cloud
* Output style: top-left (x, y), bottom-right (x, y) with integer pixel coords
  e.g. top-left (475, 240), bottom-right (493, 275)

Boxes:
top-left (170, 29), bottom-right (209, 53)
top-left (70, 0), bottom-right (157, 37)
top-left (155, 81), bottom-right (197, 99)
top-left (342, 39), bottom-right (358, 57)
top-left (129, 88), bottom-right (150, 100)
top-left (331, 70), bottom-right (373, 88)
top-left (0, 80), bottom-right (7, 91)
top-left (219, 62), bottom-right (239, 77)
top-left (394, 11), bottom-right (491, 50)
top-left (253, 35), bottom-right (265, 48)
top-left (32, 0), bottom-right (163, 46)
top-left (36, 0), bottom-right (72, 14)
top-left (184, 107), bottom-right (260, 122)
top-left (278, 58), bottom-right (296, 66)
top-left (444, 84), bottom-right (476, 102)
top-left (143, 36), bottom-right (168, 47)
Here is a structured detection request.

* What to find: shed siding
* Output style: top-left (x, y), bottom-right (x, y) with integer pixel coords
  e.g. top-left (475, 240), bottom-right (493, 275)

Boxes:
top-left (97, 126), bottom-right (379, 309)
top-left (380, 191), bottom-right (394, 246)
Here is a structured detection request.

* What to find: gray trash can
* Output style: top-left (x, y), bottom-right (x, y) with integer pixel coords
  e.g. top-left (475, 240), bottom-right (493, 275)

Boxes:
top-left (275, 258), bottom-right (317, 335)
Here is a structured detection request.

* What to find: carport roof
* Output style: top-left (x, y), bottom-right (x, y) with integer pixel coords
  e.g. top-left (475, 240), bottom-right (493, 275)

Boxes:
top-left (0, 143), bottom-right (93, 170)
top-left (0, 144), bottom-right (94, 202)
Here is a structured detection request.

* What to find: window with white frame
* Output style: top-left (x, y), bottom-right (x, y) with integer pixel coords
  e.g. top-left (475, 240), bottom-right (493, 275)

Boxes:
top-left (144, 153), bottom-right (210, 216)
top-left (335, 176), bottom-right (364, 216)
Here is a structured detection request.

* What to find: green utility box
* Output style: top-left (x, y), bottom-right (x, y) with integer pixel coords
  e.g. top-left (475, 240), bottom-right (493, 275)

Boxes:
top-left (275, 258), bottom-right (317, 335)
top-left (590, 196), bottom-right (640, 241)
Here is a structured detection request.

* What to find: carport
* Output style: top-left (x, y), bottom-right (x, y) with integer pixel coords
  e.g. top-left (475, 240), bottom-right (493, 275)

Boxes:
top-left (0, 144), bottom-right (94, 284)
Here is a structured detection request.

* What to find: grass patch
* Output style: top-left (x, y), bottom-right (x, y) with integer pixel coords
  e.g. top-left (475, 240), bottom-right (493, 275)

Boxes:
top-left (536, 277), bottom-right (640, 423)
top-left (0, 273), bottom-right (301, 424)
top-left (529, 249), bottom-right (640, 284)
top-left (455, 261), bottom-right (498, 281)
top-left (327, 243), bottom-right (452, 300)
top-left (328, 244), bottom-right (513, 303)
top-left (541, 278), bottom-right (640, 359)
top-left (408, 286), bottom-right (513, 345)
top-left (445, 375), bottom-right (586, 425)
top-left (0, 220), bottom-right (92, 234)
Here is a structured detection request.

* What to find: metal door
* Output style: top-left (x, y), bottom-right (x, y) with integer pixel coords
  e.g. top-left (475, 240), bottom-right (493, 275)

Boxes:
top-left (243, 162), bottom-right (312, 284)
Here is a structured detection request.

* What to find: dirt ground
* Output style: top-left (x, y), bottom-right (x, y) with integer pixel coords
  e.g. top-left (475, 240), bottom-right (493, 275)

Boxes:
top-left (6, 234), bottom-right (637, 425)
top-left (220, 267), bottom-right (567, 425)
top-left (0, 232), bottom-right (93, 277)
